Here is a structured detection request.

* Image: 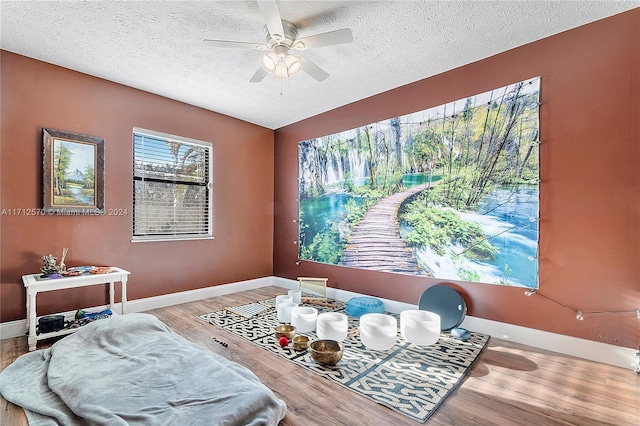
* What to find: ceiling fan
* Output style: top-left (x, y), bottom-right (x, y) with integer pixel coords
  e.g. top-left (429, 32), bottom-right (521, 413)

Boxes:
top-left (203, 0), bottom-right (353, 83)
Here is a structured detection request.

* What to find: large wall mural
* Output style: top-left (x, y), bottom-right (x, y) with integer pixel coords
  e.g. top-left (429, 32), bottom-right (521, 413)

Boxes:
top-left (298, 77), bottom-right (540, 289)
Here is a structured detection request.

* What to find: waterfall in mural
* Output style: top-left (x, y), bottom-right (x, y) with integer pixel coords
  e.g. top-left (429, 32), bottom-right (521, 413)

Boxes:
top-left (298, 77), bottom-right (540, 288)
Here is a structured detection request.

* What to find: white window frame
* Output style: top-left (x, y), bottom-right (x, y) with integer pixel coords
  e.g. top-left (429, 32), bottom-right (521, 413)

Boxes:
top-left (132, 127), bottom-right (213, 242)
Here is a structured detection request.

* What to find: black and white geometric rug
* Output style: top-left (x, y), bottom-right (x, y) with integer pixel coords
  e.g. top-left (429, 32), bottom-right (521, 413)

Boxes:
top-left (199, 297), bottom-right (489, 423)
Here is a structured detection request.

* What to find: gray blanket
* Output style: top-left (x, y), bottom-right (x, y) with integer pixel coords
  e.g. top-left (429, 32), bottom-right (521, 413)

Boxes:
top-left (0, 313), bottom-right (286, 425)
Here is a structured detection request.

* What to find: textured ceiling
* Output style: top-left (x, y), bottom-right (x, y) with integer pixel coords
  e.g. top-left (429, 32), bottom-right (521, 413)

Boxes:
top-left (1, 1), bottom-right (639, 129)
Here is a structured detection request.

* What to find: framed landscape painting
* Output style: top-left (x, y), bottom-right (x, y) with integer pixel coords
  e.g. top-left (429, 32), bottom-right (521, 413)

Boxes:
top-left (43, 128), bottom-right (105, 215)
top-left (298, 77), bottom-right (540, 289)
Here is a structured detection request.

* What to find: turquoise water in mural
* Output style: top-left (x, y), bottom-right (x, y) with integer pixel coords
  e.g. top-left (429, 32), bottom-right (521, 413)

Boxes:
top-left (299, 193), bottom-right (362, 246)
top-left (299, 174), bottom-right (538, 288)
top-left (479, 187), bottom-right (538, 287)
top-left (402, 173), bottom-right (442, 187)
top-left (299, 173), bottom-right (437, 242)
top-left (412, 186), bottom-right (539, 288)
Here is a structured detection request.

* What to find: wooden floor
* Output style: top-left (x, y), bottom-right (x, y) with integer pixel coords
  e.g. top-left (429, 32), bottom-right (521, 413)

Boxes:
top-left (2, 286), bottom-right (639, 425)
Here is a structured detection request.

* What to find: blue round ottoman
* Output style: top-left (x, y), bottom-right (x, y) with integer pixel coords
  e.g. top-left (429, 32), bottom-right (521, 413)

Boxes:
top-left (345, 296), bottom-right (385, 318)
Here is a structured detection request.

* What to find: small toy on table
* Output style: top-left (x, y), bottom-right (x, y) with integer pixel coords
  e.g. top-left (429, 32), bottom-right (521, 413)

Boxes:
top-left (40, 254), bottom-right (60, 277)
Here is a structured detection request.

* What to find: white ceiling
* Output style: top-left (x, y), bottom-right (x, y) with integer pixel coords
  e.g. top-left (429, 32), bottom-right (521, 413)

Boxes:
top-left (2, 1), bottom-right (639, 130)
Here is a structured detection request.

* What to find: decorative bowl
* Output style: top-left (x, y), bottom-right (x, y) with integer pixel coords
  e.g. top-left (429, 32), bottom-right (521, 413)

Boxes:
top-left (290, 307), bottom-right (318, 332)
top-left (359, 313), bottom-right (398, 351)
top-left (288, 289), bottom-right (302, 304)
top-left (274, 324), bottom-right (296, 340)
top-left (400, 310), bottom-right (441, 346)
top-left (316, 312), bottom-right (348, 342)
top-left (292, 335), bottom-right (310, 351)
top-left (277, 302), bottom-right (298, 323)
top-left (309, 339), bottom-right (344, 365)
top-left (275, 294), bottom-right (293, 308)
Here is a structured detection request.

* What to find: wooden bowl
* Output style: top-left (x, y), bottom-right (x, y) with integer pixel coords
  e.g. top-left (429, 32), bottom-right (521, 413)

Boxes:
top-left (274, 324), bottom-right (296, 340)
top-left (309, 339), bottom-right (344, 365)
top-left (292, 335), bottom-right (310, 351)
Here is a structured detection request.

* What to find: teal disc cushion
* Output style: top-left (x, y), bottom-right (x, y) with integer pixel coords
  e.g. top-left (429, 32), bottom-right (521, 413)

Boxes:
top-left (345, 296), bottom-right (385, 318)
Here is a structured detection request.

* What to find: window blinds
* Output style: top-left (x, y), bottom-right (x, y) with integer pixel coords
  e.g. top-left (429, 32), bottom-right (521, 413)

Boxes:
top-left (133, 129), bottom-right (212, 240)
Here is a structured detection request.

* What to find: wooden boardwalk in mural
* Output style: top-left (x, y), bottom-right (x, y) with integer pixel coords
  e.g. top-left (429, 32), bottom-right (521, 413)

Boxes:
top-left (340, 184), bottom-right (431, 275)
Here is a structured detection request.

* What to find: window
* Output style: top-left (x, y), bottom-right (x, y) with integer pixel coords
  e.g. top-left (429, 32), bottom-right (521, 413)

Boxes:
top-left (132, 128), bottom-right (212, 241)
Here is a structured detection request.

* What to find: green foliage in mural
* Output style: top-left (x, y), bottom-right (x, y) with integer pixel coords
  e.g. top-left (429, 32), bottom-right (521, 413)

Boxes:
top-left (299, 221), bottom-right (344, 264)
top-left (400, 196), bottom-right (497, 260)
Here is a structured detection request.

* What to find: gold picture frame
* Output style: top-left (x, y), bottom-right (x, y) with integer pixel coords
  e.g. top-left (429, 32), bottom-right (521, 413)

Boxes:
top-left (43, 128), bottom-right (105, 215)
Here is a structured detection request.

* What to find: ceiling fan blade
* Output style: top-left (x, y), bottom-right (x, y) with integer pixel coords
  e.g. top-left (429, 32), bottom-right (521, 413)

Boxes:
top-left (299, 56), bottom-right (329, 82)
top-left (293, 28), bottom-right (353, 50)
top-left (203, 39), bottom-right (268, 50)
top-left (249, 67), bottom-right (268, 83)
top-left (257, 0), bottom-right (285, 42)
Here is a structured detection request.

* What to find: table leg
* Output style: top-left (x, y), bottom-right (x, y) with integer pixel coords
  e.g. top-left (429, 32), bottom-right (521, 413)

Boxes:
top-left (121, 276), bottom-right (128, 315)
top-left (109, 281), bottom-right (115, 311)
top-left (28, 290), bottom-right (37, 351)
top-left (25, 292), bottom-right (30, 333)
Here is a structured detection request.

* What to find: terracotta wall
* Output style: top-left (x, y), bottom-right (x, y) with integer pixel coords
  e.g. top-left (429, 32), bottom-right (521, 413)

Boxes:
top-left (0, 51), bottom-right (275, 322)
top-left (274, 10), bottom-right (640, 348)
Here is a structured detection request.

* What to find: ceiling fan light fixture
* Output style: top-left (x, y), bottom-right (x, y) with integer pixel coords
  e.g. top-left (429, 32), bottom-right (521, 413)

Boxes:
top-left (273, 60), bottom-right (288, 79)
top-left (260, 52), bottom-right (279, 72)
top-left (285, 54), bottom-right (302, 76)
top-left (272, 54), bottom-right (303, 79)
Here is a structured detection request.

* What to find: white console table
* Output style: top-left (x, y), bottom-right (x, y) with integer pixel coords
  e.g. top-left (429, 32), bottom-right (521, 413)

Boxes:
top-left (22, 267), bottom-right (130, 351)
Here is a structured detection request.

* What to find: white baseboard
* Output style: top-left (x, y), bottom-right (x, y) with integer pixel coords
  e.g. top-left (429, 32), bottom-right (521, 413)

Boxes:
top-left (0, 319), bottom-right (29, 341)
top-left (458, 315), bottom-right (638, 372)
top-left (2, 276), bottom-right (637, 371)
top-left (125, 276), bottom-right (277, 313)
